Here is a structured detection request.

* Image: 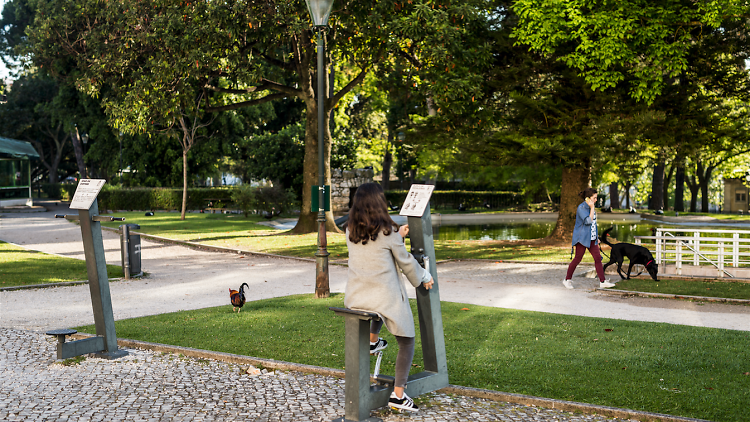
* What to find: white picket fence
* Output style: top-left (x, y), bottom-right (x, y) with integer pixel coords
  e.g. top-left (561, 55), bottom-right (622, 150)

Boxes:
top-left (633, 228), bottom-right (750, 278)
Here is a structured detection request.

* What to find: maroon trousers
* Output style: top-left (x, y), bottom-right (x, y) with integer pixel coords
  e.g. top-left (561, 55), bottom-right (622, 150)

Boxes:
top-left (566, 243), bottom-right (605, 282)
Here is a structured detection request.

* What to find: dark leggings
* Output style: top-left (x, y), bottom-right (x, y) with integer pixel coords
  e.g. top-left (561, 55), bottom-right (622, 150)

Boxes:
top-left (566, 243), bottom-right (606, 282)
top-left (370, 319), bottom-right (415, 388)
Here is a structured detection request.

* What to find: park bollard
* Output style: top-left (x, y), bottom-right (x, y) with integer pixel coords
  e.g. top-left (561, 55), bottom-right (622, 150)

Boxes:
top-left (119, 223), bottom-right (142, 279)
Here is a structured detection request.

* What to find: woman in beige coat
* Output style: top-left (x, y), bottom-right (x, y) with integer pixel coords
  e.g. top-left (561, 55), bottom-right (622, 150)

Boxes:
top-left (345, 183), bottom-right (434, 412)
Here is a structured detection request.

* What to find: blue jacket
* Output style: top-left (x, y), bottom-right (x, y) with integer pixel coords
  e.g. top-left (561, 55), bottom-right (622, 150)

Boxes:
top-left (571, 201), bottom-right (598, 248)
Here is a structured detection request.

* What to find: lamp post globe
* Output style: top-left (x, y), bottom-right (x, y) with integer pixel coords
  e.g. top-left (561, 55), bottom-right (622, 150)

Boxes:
top-left (306, 0), bottom-right (335, 298)
top-left (305, 0), bottom-right (335, 27)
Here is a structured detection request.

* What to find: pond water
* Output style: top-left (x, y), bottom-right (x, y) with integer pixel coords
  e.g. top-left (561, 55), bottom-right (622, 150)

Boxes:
top-left (432, 221), bottom-right (747, 242)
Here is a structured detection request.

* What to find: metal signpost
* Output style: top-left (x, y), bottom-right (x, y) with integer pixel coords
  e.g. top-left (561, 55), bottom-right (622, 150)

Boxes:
top-left (331, 184), bottom-right (448, 422)
top-left (47, 179), bottom-right (128, 360)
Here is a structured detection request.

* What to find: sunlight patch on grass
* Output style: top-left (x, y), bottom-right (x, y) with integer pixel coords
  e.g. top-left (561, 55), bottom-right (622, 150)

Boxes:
top-left (0, 241), bottom-right (122, 287)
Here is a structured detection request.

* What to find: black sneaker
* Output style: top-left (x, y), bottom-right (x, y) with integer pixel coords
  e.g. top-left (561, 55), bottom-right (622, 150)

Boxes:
top-left (389, 391), bottom-right (418, 412)
top-left (370, 338), bottom-right (387, 354)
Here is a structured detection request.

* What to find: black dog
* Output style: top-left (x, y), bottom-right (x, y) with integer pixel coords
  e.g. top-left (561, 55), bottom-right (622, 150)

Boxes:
top-left (599, 227), bottom-right (658, 281)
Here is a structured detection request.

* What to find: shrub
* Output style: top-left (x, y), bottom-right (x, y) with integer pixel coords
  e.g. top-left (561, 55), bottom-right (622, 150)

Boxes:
top-left (230, 184), bottom-right (258, 217)
top-left (256, 185), bottom-right (297, 216)
top-left (98, 187), bottom-right (233, 211)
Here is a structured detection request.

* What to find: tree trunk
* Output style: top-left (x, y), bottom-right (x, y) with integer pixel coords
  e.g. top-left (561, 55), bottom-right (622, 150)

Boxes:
top-left (663, 162), bottom-right (674, 210)
top-left (651, 161), bottom-right (665, 211)
top-left (292, 96), bottom-right (339, 234)
top-left (674, 160), bottom-right (685, 212)
top-left (698, 163), bottom-right (713, 213)
top-left (609, 182), bottom-right (619, 209)
top-left (624, 182), bottom-right (632, 208)
top-left (686, 174), bottom-right (699, 212)
top-left (181, 148), bottom-right (188, 220)
top-left (382, 132), bottom-right (393, 191)
top-left (71, 131), bottom-right (87, 179)
top-left (549, 165), bottom-right (590, 242)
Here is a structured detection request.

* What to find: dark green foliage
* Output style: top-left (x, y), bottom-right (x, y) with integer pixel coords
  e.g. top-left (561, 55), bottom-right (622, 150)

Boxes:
top-left (98, 187), bottom-right (233, 211)
top-left (38, 183), bottom-right (78, 200)
top-left (230, 185), bottom-right (256, 218)
top-left (232, 123), bottom-right (305, 194)
top-left (254, 185), bottom-right (298, 216)
top-left (96, 186), bottom-right (298, 214)
top-left (117, 131), bottom-right (221, 188)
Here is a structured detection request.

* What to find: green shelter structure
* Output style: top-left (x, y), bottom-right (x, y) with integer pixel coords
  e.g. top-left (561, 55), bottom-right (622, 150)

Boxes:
top-left (0, 136), bottom-right (39, 208)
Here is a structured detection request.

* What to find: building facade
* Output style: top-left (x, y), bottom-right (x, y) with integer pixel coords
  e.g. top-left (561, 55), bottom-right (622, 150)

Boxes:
top-left (723, 178), bottom-right (748, 213)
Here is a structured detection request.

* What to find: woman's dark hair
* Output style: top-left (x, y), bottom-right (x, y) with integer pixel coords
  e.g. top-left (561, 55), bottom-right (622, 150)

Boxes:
top-left (348, 182), bottom-right (397, 245)
top-left (578, 187), bottom-right (598, 200)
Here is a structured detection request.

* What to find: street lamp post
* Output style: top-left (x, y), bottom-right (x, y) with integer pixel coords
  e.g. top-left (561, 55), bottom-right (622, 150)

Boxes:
top-left (305, 0), bottom-right (335, 298)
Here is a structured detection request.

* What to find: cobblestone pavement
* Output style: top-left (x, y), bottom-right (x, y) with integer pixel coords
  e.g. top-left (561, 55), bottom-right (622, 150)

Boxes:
top-left (0, 328), bottom-right (621, 422)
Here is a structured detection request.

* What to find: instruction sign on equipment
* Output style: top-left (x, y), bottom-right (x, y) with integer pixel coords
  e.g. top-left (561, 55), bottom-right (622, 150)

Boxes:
top-left (69, 179), bottom-right (107, 210)
top-left (399, 184), bottom-right (435, 217)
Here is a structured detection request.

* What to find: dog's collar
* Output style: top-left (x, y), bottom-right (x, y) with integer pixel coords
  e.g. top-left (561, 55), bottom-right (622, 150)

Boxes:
top-left (646, 259), bottom-right (653, 266)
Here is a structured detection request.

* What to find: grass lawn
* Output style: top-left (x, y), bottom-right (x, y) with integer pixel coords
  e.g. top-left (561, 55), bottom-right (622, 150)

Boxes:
top-left (654, 210), bottom-right (750, 221)
top-left (0, 241), bottom-right (123, 287)
top-left (76, 294), bottom-right (750, 421)
top-left (612, 277), bottom-right (750, 300)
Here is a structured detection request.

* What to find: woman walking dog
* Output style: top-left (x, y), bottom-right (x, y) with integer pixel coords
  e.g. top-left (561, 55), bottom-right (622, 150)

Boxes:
top-left (344, 182), bottom-right (434, 412)
top-left (563, 188), bottom-right (616, 289)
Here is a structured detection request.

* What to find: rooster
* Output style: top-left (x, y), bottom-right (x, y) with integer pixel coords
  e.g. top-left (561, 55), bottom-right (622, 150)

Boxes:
top-left (229, 283), bottom-right (249, 312)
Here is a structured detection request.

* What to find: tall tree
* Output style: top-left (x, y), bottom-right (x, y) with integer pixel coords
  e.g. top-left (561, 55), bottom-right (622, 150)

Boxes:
top-left (27, 0), bottom-right (479, 231)
top-left (512, 0), bottom-right (750, 222)
top-left (512, 0), bottom-right (748, 104)
top-left (0, 74), bottom-right (70, 183)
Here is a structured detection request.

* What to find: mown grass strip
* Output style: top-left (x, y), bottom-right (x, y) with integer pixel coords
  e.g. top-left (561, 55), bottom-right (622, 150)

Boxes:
top-left (78, 294), bottom-right (750, 421)
top-left (0, 241), bottom-right (122, 287)
top-left (611, 277), bottom-right (750, 300)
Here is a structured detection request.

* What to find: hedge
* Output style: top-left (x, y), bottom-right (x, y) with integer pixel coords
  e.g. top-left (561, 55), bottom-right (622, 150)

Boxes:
top-left (38, 183), bottom-right (77, 201)
top-left (384, 190), bottom-right (527, 210)
top-left (97, 187), bottom-right (234, 211)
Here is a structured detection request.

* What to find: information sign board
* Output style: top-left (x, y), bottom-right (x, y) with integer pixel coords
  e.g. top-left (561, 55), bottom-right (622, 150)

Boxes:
top-left (69, 179), bottom-right (106, 210)
top-left (399, 184), bottom-right (435, 217)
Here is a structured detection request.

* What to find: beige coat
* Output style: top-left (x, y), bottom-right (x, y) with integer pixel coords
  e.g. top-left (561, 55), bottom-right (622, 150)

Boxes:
top-left (344, 229), bottom-right (431, 337)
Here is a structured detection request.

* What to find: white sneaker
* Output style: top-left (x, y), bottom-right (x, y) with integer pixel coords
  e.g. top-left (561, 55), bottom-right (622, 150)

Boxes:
top-left (389, 391), bottom-right (418, 412)
top-left (599, 279), bottom-right (616, 288)
top-left (562, 279), bottom-right (574, 289)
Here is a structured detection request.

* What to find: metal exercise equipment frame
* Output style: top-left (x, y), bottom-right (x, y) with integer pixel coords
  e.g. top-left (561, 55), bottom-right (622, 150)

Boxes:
top-left (48, 199), bottom-right (128, 360)
top-left (330, 203), bottom-right (448, 422)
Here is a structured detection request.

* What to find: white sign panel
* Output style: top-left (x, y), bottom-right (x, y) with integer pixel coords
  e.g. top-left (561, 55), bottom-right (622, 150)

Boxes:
top-left (69, 179), bottom-right (107, 210)
top-left (399, 184), bottom-right (435, 217)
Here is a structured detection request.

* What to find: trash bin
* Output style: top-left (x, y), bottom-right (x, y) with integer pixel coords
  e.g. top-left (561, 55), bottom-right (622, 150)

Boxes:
top-left (119, 224), bottom-right (142, 278)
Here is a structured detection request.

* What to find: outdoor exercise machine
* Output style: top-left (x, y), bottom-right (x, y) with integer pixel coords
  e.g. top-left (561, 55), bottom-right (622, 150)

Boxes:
top-left (330, 185), bottom-right (448, 422)
top-left (46, 179), bottom-right (128, 360)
